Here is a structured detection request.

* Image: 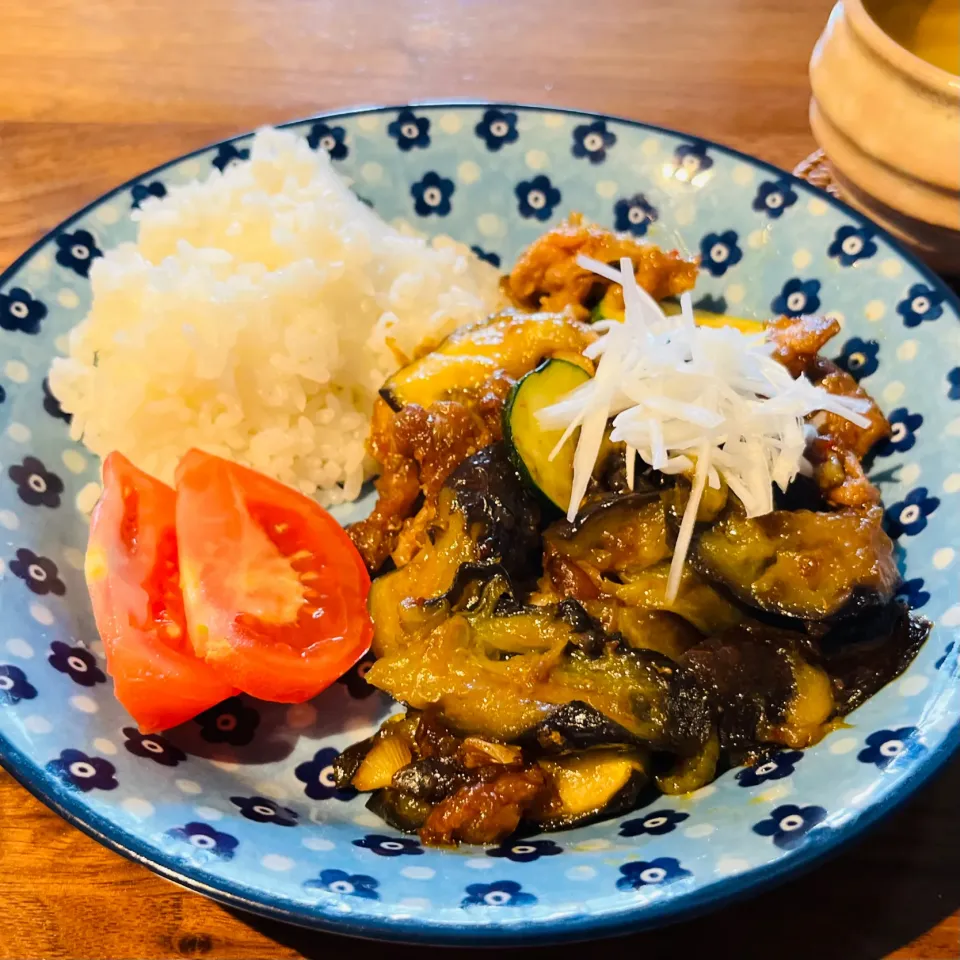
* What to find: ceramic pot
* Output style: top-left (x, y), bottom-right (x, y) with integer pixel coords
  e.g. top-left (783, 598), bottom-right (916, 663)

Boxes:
top-left (810, 0), bottom-right (960, 274)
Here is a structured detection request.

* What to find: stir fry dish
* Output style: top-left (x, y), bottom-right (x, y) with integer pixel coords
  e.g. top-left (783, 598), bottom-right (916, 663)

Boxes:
top-left (336, 215), bottom-right (929, 847)
top-left (69, 144), bottom-right (929, 851)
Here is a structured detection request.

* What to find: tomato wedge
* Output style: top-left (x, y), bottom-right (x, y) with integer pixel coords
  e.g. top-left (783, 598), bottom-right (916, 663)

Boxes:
top-left (85, 452), bottom-right (237, 732)
top-left (174, 450), bottom-right (373, 702)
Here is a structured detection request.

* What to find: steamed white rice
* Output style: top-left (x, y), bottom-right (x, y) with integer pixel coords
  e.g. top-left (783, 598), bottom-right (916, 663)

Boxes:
top-left (49, 127), bottom-right (501, 504)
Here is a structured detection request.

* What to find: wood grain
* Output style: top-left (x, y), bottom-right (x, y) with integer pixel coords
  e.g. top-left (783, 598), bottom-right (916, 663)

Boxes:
top-left (1, 0), bottom-right (826, 271)
top-left (0, 1), bottom-right (957, 957)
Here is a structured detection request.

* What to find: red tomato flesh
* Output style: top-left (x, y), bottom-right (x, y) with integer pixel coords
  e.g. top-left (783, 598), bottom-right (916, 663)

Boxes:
top-left (174, 450), bottom-right (373, 703)
top-left (85, 452), bottom-right (237, 732)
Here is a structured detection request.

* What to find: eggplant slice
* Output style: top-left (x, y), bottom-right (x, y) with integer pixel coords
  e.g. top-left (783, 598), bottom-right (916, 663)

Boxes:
top-left (334, 710), bottom-right (653, 845)
top-left (344, 444), bottom-right (927, 846)
top-left (681, 624), bottom-right (833, 759)
top-left (689, 503), bottom-right (899, 621)
top-left (820, 600), bottom-right (930, 714)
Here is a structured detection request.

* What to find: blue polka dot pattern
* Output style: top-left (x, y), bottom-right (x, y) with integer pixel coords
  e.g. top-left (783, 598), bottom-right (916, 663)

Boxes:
top-left (571, 119), bottom-right (616, 164)
top-left (515, 174), bottom-right (561, 221)
top-left (306, 122), bottom-right (349, 160)
top-left (474, 108), bottom-right (519, 152)
top-left (752, 804), bottom-right (827, 850)
top-left (130, 181), bottom-right (167, 210)
top-left (771, 277), bottom-right (821, 317)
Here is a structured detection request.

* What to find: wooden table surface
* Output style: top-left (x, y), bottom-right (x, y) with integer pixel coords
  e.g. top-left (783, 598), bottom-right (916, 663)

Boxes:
top-left (1, 1), bottom-right (958, 958)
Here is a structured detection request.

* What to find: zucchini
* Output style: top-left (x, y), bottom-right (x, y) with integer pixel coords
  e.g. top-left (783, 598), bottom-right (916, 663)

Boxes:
top-left (503, 358), bottom-right (592, 511)
top-left (663, 300), bottom-right (766, 335)
top-left (593, 292), bottom-right (766, 335)
top-left (590, 287), bottom-right (624, 323)
top-left (690, 311), bottom-right (765, 335)
top-left (380, 310), bottom-right (594, 411)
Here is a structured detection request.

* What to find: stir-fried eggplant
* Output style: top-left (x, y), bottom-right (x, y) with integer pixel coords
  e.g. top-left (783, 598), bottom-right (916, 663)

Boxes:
top-left (681, 624), bottom-right (835, 760)
top-left (367, 442), bottom-right (541, 656)
top-left (333, 709), bottom-right (654, 845)
top-left (350, 443), bottom-right (925, 845)
top-left (690, 503), bottom-right (899, 620)
top-left (820, 601), bottom-right (930, 714)
top-left (532, 750), bottom-right (650, 830)
top-left (443, 443), bottom-right (543, 578)
top-left (369, 567), bottom-right (713, 751)
top-left (540, 491), bottom-right (744, 635)
top-left (339, 231), bottom-right (929, 847)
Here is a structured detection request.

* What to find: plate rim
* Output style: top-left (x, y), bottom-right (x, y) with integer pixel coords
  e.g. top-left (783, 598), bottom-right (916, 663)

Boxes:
top-left (1, 99), bottom-right (958, 946)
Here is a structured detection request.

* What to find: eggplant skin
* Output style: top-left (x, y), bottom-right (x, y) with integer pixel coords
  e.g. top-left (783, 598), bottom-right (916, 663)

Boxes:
top-left (555, 599), bottom-right (609, 655)
top-left (378, 385), bottom-right (404, 414)
top-left (444, 443), bottom-right (542, 580)
top-left (331, 738), bottom-right (373, 789)
top-left (599, 450), bottom-right (675, 497)
top-left (518, 700), bottom-right (644, 755)
top-left (552, 490), bottom-right (662, 538)
top-left (681, 629), bottom-right (797, 756)
top-left (425, 561), bottom-right (513, 612)
top-left (366, 789), bottom-right (431, 833)
top-left (821, 601), bottom-right (930, 714)
top-left (636, 649), bottom-right (716, 757)
top-left (391, 757), bottom-right (474, 804)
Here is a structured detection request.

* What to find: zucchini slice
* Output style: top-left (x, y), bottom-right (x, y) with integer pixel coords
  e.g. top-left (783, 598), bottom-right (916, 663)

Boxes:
top-left (664, 300), bottom-right (766, 335)
top-left (380, 310), bottom-right (593, 410)
top-left (503, 358), bottom-right (592, 511)
top-left (593, 292), bottom-right (766, 335)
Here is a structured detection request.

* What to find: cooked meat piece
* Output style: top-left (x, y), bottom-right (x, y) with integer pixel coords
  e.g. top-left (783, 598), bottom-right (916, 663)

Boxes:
top-left (809, 357), bottom-right (891, 458)
top-left (764, 321), bottom-right (889, 508)
top-left (806, 437), bottom-right (881, 508)
top-left (504, 213), bottom-right (698, 319)
top-left (799, 357), bottom-right (891, 508)
top-left (420, 766), bottom-right (547, 846)
top-left (346, 401), bottom-right (421, 572)
top-left (767, 314), bottom-right (841, 377)
top-left (348, 398), bottom-right (500, 571)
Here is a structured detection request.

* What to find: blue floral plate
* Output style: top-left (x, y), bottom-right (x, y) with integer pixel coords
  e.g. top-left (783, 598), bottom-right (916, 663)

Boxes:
top-left (0, 103), bottom-right (958, 946)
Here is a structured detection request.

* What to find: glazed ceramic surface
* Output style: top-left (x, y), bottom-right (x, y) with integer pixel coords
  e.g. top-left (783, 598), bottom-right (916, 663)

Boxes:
top-left (809, 0), bottom-right (960, 273)
top-left (0, 104), bottom-right (958, 945)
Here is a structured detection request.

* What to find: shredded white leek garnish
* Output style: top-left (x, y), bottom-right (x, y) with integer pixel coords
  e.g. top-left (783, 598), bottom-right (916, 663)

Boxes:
top-left (537, 255), bottom-right (871, 603)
